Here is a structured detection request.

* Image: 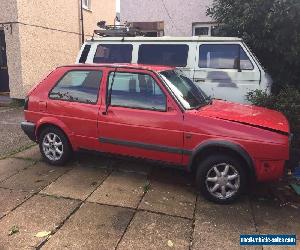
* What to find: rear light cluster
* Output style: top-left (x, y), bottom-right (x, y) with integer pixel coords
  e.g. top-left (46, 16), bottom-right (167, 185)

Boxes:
top-left (24, 96), bottom-right (29, 110)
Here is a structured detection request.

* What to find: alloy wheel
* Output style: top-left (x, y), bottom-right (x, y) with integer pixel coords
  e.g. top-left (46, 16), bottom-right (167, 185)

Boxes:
top-left (42, 132), bottom-right (64, 161)
top-left (205, 163), bottom-right (240, 200)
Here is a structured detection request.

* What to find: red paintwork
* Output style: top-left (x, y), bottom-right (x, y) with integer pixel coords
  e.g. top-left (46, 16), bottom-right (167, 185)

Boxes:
top-left (24, 64), bottom-right (290, 182)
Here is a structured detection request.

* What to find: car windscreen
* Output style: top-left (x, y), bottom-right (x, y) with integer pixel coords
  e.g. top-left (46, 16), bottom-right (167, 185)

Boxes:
top-left (159, 70), bottom-right (209, 110)
top-left (138, 44), bottom-right (189, 67)
top-left (93, 44), bottom-right (133, 63)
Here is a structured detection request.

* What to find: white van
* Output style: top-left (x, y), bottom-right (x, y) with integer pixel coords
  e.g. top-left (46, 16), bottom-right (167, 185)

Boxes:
top-left (76, 36), bottom-right (272, 103)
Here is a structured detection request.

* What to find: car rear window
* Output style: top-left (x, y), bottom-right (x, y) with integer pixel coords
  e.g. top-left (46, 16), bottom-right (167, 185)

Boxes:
top-left (49, 70), bottom-right (102, 104)
top-left (93, 44), bottom-right (133, 63)
top-left (138, 44), bottom-right (189, 67)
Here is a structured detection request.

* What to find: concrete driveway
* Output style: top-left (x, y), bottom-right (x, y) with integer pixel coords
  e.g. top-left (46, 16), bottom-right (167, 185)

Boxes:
top-left (0, 145), bottom-right (299, 250)
top-left (0, 107), bottom-right (33, 158)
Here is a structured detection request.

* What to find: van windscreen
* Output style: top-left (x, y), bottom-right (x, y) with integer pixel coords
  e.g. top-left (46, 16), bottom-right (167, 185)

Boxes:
top-left (93, 44), bottom-right (133, 63)
top-left (138, 44), bottom-right (188, 67)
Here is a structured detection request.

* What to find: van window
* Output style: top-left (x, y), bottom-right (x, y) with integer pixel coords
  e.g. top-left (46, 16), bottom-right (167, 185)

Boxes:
top-left (49, 70), bottom-right (102, 104)
top-left (240, 48), bottom-right (254, 70)
top-left (138, 44), bottom-right (189, 67)
top-left (199, 44), bottom-right (253, 70)
top-left (93, 44), bottom-right (133, 63)
top-left (108, 72), bottom-right (166, 111)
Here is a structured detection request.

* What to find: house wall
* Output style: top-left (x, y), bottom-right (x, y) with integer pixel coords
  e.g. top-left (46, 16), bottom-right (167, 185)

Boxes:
top-left (0, 1), bottom-right (23, 97)
top-left (120, 0), bottom-right (213, 36)
top-left (83, 0), bottom-right (116, 37)
top-left (0, 1), bottom-right (18, 23)
top-left (1, 0), bottom-right (115, 98)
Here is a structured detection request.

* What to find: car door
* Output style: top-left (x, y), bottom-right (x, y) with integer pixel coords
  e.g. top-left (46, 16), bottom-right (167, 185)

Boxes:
top-left (193, 42), bottom-right (260, 103)
top-left (97, 68), bottom-right (184, 164)
top-left (47, 68), bottom-right (103, 150)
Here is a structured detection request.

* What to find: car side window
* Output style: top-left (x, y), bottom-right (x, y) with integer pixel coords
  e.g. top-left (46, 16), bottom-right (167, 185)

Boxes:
top-left (108, 72), bottom-right (166, 111)
top-left (199, 44), bottom-right (254, 70)
top-left (49, 70), bottom-right (102, 104)
top-left (93, 44), bottom-right (133, 63)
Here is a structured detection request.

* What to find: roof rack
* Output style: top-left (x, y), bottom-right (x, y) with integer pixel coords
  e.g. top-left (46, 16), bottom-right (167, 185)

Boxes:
top-left (94, 21), bottom-right (144, 37)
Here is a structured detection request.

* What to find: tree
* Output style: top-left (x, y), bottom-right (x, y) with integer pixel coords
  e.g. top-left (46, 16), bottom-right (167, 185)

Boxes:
top-left (207, 0), bottom-right (300, 92)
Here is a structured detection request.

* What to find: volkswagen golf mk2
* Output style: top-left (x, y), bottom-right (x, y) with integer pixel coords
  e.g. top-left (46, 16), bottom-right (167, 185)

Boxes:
top-left (21, 64), bottom-right (290, 203)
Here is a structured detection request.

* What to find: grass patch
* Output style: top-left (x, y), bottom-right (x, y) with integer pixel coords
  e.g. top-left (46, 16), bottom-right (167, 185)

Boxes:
top-left (143, 181), bottom-right (151, 193)
top-left (8, 225), bottom-right (19, 236)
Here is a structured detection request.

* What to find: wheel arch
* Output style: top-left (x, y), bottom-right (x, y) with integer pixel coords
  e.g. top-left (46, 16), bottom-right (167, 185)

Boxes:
top-left (188, 140), bottom-right (256, 180)
top-left (35, 118), bottom-right (76, 150)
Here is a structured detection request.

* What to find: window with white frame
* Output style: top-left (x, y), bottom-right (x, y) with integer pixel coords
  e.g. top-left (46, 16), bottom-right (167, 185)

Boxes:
top-left (192, 23), bottom-right (214, 36)
top-left (82, 0), bottom-right (91, 10)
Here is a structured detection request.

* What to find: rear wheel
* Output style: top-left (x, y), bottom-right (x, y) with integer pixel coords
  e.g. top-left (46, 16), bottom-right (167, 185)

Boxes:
top-left (196, 154), bottom-right (246, 204)
top-left (39, 126), bottom-right (71, 165)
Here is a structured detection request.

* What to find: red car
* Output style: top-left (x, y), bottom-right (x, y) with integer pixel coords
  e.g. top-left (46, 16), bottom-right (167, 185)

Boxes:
top-left (21, 64), bottom-right (290, 203)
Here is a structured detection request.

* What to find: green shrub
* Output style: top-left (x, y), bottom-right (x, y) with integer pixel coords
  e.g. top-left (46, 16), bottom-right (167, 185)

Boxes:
top-left (246, 87), bottom-right (300, 142)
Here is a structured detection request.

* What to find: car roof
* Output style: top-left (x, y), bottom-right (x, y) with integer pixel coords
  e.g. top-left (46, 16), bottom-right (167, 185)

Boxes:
top-left (86, 36), bottom-right (242, 43)
top-left (59, 63), bottom-right (175, 72)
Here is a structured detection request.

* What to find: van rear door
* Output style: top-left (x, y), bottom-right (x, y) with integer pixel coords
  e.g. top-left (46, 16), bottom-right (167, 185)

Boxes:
top-left (193, 42), bottom-right (261, 103)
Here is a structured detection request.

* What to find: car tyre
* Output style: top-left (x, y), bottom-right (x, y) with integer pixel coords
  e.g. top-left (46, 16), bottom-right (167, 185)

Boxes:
top-left (196, 154), bottom-right (246, 204)
top-left (39, 126), bottom-right (72, 166)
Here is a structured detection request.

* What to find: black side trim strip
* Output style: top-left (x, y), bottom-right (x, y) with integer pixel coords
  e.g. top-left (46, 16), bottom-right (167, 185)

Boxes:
top-left (99, 137), bottom-right (191, 155)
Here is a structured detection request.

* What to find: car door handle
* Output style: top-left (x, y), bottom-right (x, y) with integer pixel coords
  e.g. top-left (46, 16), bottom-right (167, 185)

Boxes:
top-left (195, 78), bottom-right (205, 82)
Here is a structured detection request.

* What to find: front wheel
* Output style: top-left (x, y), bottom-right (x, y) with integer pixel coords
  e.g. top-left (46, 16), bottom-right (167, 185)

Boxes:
top-left (39, 126), bottom-right (72, 166)
top-left (196, 154), bottom-right (247, 204)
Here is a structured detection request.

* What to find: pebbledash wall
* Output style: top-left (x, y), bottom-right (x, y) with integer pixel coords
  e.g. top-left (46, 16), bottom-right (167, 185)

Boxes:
top-left (0, 0), bottom-right (115, 99)
top-left (120, 0), bottom-right (214, 36)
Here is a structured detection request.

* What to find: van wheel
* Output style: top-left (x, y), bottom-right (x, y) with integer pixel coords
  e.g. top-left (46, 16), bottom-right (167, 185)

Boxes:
top-left (196, 154), bottom-right (246, 204)
top-left (39, 126), bottom-right (71, 166)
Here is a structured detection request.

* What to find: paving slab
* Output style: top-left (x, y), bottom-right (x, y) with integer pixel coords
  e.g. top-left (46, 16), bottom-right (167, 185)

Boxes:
top-left (139, 181), bottom-right (196, 219)
top-left (0, 162), bottom-right (71, 193)
top-left (88, 171), bottom-right (147, 208)
top-left (0, 194), bottom-right (80, 249)
top-left (0, 188), bottom-right (32, 219)
top-left (117, 211), bottom-right (192, 250)
top-left (75, 152), bottom-right (111, 169)
top-left (41, 166), bottom-right (111, 200)
top-left (13, 145), bottom-right (41, 161)
top-left (150, 165), bottom-right (193, 187)
top-left (0, 158), bottom-right (34, 182)
top-left (42, 202), bottom-right (134, 250)
top-left (251, 198), bottom-right (300, 250)
top-left (112, 158), bottom-right (153, 175)
top-left (192, 196), bottom-right (258, 250)
top-left (0, 108), bottom-right (33, 158)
